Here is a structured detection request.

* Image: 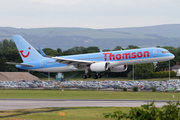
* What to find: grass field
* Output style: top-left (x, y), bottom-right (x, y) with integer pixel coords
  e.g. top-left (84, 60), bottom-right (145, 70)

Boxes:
top-left (0, 107), bottom-right (131, 120)
top-left (0, 90), bottom-right (178, 120)
top-left (0, 89), bottom-right (179, 100)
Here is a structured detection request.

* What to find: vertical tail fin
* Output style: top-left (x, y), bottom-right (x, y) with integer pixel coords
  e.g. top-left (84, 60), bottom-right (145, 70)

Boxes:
top-left (12, 35), bottom-right (44, 63)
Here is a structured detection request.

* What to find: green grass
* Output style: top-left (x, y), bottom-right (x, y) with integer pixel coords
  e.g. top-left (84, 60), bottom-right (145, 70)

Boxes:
top-left (0, 108), bottom-right (56, 118)
top-left (0, 107), bottom-right (131, 120)
top-left (0, 89), bottom-right (179, 100)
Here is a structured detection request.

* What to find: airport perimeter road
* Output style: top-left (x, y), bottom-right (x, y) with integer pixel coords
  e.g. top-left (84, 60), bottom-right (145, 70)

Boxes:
top-left (0, 99), bottom-right (171, 110)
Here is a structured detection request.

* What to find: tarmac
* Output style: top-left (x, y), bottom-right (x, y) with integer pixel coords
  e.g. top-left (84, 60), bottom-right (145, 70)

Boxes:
top-left (0, 99), bottom-right (171, 110)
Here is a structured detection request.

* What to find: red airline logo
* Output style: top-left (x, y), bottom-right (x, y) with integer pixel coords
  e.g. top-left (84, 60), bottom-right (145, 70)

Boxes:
top-left (20, 47), bottom-right (31, 58)
top-left (103, 51), bottom-right (150, 61)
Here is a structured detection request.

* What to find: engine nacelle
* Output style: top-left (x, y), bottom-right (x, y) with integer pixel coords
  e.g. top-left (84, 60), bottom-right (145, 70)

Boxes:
top-left (90, 62), bottom-right (108, 72)
top-left (109, 65), bottom-right (128, 72)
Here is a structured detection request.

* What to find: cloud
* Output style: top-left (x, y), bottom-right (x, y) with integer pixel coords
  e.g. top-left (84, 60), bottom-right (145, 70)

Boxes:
top-left (28, 0), bottom-right (132, 5)
top-left (29, 0), bottom-right (82, 5)
top-left (0, 0), bottom-right (180, 28)
top-left (1, 15), bottom-right (179, 29)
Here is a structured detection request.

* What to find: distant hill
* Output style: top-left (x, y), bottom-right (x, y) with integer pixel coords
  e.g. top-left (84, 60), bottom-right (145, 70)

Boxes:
top-left (0, 24), bottom-right (180, 50)
top-left (104, 24), bottom-right (180, 38)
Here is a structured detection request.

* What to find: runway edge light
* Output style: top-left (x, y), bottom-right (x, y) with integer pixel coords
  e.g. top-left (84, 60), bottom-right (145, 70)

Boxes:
top-left (59, 112), bottom-right (65, 116)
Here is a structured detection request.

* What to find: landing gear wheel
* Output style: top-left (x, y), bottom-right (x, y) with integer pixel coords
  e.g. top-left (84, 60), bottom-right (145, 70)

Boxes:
top-left (97, 74), bottom-right (102, 78)
top-left (82, 75), bottom-right (87, 79)
top-left (93, 75), bottom-right (98, 79)
top-left (87, 74), bottom-right (91, 78)
top-left (106, 73), bottom-right (109, 77)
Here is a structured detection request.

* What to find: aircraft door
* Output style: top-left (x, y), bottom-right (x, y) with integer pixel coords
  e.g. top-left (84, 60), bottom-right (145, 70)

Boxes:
top-left (153, 50), bottom-right (157, 57)
top-left (40, 60), bottom-right (43, 68)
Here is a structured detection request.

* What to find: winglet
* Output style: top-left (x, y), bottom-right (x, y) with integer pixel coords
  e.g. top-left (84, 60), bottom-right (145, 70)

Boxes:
top-left (99, 49), bottom-right (103, 52)
top-left (38, 47), bottom-right (47, 57)
top-left (38, 47), bottom-right (52, 58)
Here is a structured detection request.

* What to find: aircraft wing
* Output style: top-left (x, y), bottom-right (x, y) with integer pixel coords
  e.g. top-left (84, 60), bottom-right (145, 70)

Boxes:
top-left (52, 57), bottom-right (94, 67)
top-left (6, 62), bottom-right (34, 67)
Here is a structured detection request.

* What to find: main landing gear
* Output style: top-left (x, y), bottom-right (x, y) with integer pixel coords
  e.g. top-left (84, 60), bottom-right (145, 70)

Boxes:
top-left (93, 74), bottom-right (102, 79)
top-left (82, 73), bottom-right (102, 79)
top-left (82, 68), bottom-right (91, 79)
top-left (82, 74), bottom-right (91, 79)
top-left (82, 67), bottom-right (103, 79)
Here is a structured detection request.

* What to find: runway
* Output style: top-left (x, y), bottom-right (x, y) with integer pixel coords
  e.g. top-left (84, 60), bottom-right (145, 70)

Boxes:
top-left (0, 99), bottom-right (171, 110)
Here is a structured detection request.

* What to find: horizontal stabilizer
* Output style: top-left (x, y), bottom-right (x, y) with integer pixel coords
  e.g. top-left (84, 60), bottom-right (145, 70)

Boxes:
top-left (5, 62), bottom-right (34, 67)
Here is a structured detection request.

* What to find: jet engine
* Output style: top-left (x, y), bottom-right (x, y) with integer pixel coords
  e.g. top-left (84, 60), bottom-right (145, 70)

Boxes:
top-left (90, 62), bottom-right (108, 72)
top-left (109, 65), bottom-right (128, 72)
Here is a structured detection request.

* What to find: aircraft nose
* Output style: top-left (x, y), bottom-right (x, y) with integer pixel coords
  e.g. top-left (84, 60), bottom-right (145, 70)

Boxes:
top-left (170, 53), bottom-right (175, 59)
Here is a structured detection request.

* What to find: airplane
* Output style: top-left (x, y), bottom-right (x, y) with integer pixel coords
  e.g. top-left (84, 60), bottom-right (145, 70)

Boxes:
top-left (6, 35), bottom-right (175, 79)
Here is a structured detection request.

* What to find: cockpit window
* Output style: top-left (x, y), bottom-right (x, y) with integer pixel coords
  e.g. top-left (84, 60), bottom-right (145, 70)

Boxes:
top-left (162, 51), bottom-right (170, 53)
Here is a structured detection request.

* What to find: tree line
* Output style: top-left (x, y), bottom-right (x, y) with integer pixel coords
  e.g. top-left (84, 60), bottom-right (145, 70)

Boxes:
top-left (0, 39), bottom-right (179, 79)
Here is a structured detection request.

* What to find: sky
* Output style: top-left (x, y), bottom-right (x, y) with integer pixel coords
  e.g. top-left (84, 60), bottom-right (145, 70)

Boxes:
top-left (0, 0), bottom-right (180, 29)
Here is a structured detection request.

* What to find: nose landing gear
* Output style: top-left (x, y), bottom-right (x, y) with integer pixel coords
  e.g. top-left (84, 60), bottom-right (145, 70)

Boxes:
top-left (153, 62), bottom-right (158, 72)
